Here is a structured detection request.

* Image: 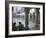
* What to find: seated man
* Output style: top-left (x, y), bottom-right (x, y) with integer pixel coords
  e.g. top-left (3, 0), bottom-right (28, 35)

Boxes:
top-left (17, 22), bottom-right (25, 31)
top-left (12, 22), bottom-right (17, 31)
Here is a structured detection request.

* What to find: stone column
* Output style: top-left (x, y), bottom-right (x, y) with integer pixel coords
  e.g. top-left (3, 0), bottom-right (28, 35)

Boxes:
top-left (24, 8), bottom-right (30, 30)
top-left (35, 8), bottom-right (40, 29)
